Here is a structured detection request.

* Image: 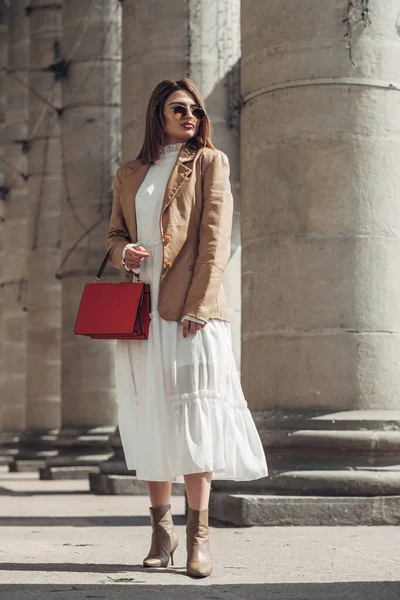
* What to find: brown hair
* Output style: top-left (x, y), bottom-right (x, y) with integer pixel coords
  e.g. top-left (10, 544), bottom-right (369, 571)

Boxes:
top-left (137, 78), bottom-right (215, 164)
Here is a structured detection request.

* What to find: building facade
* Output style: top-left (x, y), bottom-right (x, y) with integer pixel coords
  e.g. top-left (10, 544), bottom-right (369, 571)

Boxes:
top-left (1, 0), bottom-right (400, 524)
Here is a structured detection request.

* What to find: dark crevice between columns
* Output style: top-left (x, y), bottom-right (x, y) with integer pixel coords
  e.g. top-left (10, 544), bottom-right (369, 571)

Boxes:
top-left (25, 3), bottom-right (62, 16)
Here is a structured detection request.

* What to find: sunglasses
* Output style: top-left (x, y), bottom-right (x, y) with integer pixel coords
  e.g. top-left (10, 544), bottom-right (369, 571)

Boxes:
top-left (170, 104), bottom-right (206, 121)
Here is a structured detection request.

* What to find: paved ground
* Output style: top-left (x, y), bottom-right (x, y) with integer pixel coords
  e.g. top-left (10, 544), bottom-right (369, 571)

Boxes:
top-left (0, 465), bottom-right (399, 599)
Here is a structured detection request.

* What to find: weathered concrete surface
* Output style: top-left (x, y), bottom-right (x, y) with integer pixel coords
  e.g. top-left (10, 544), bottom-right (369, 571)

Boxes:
top-left (210, 491), bottom-right (400, 527)
top-left (40, 465), bottom-right (100, 480)
top-left (40, 427), bottom-right (116, 480)
top-left (2, 0), bottom-right (29, 431)
top-left (0, 467), bottom-right (399, 599)
top-left (241, 0), bottom-right (400, 412)
top-left (0, 0), bottom-right (6, 430)
top-left (89, 473), bottom-right (185, 496)
top-left (212, 410), bottom-right (400, 502)
top-left (26, 0), bottom-right (63, 432)
top-left (59, 0), bottom-right (121, 431)
top-left (239, 0), bottom-right (400, 511)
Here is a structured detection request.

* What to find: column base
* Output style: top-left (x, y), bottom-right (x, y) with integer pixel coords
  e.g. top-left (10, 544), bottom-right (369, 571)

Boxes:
top-left (9, 430), bottom-right (59, 472)
top-left (88, 431), bottom-right (185, 495)
top-left (89, 472), bottom-right (185, 495)
top-left (89, 430), bottom-right (134, 494)
top-left (0, 432), bottom-right (20, 466)
top-left (39, 426), bottom-right (115, 480)
top-left (40, 465), bottom-right (101, 479)
top-left (89, 472), bottom-right (141, 494)
top-left (209, 492), bottom-right (400, 526)
top-left (211, 409), bottom-right (400, 525)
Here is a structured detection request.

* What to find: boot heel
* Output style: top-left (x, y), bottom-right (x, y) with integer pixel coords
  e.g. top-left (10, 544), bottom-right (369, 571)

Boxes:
top-left (170, 549), bottom-right (175, 566)
top-left (143, 504), bottom-right (179, 569)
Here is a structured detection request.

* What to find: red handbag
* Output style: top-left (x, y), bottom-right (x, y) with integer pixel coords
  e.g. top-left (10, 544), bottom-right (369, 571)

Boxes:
top-left (74, 250), bottom-right (151, 340)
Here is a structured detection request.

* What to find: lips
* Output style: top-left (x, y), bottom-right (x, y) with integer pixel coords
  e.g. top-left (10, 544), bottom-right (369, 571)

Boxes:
top-left (181, 122), bottom-right (195, 129)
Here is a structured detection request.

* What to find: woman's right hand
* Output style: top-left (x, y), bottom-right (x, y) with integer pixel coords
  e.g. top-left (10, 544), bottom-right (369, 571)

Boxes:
top-left (124, 245), bottom-right (150, 269)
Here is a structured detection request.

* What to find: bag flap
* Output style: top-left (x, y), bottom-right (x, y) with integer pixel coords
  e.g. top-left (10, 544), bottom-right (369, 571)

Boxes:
top-left (74, 282), bottom-right (145, 336)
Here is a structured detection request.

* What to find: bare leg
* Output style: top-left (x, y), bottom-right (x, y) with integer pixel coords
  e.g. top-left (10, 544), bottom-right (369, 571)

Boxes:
top-left (147, 481), bottom-right (172, 507)
top-left (184, 472), bottom-right (212, 510)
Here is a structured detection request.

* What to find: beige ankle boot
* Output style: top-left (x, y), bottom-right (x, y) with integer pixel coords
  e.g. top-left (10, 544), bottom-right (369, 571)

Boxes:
top-left (143, 504), bottom-right (179, 568)
top-left (186, 508), bottom-right (212, 578)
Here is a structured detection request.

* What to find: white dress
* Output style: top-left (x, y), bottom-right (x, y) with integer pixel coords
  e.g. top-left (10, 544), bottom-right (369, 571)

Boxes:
top-left (115, 144), bottom-right (268, 483)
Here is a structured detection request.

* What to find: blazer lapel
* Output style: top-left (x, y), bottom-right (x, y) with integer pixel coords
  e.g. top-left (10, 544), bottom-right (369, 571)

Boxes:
top-left (161, 144), bottom-right (197, 215)
top-left (123, 144), bottom-right (198, 238)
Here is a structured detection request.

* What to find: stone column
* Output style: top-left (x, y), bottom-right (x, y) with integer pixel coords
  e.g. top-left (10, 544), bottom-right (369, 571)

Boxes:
top-left (0, 0), bottom-right (7, 436)
top-left (187, 0), bottom-right (242, 367)
top-left (40, 0), bottom-right (121, 480)
top-left (91, 0), bottom-right (241, 494)
top-left (11, 0), bottom-right (63, 471)
top-left (119, 0), bottom-right (187, 162)
top-left (0, 0), bottom-right (14, 465)
top-left (211, 1), bottom-right (400, 526)
top-left (0, 0), bottom-right (29, 467)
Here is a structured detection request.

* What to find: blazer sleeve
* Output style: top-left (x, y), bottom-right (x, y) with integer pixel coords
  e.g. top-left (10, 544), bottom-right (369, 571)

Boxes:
top-left (106, 168), bottom-right (131, 270)
top-left (182, 151), bottom-right (233, 322)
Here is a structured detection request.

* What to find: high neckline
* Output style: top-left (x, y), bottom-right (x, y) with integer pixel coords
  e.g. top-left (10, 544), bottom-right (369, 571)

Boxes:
top-left (161, 142), bottom-right (184, 155)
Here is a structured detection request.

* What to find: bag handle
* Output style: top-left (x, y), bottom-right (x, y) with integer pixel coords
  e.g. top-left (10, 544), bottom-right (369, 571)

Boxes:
top-left (94, 250), bottom-right (112, 282)
top-left (94, 249), bottom-right (140, 283)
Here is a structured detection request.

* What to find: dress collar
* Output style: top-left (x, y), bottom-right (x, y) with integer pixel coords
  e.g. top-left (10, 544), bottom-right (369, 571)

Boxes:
top-left (161, 142), bottom-right (184, 155)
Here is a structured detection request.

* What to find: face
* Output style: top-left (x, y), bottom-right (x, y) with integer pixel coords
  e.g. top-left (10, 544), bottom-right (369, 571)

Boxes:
top-left (162, 89), bottom-right (203, 145)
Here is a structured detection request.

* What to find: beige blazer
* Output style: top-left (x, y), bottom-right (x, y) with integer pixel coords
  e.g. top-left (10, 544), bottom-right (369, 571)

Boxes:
top-left (106, 143), bottom-right (233, 323)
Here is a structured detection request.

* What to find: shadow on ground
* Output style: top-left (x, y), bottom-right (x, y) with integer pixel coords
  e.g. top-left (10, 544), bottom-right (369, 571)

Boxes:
top-left (0, 563), bottom-right (177, 574)
top-left (0, 486), bottom-right (91, 497)
top-left (0, 515), bottom-right (186, 527)
top-left (0, 582), bottom-right (399, 600)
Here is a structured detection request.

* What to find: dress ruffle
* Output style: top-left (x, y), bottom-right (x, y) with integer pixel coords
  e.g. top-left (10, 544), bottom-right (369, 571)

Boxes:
top-left (116, 315), bottom-right (268, 483)
top-left (118, 396), bottom-right (268, 482)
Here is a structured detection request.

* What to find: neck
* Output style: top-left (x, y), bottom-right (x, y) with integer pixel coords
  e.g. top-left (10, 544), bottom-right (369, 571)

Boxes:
top-left (164, 137), bottom-right (185, 146)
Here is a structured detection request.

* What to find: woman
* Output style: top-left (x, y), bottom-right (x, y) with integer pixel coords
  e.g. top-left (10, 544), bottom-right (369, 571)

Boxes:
top-left (107, 79), bottom-right (268, 578)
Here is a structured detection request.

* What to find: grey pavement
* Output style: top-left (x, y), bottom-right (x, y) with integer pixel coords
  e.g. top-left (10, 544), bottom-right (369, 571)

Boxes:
top-left (0, 466), bottom-right (399, 600)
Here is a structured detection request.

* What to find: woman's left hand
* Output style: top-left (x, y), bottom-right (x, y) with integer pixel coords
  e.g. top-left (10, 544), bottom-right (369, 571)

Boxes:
top-left (182, 319), bottom-right (206, 338)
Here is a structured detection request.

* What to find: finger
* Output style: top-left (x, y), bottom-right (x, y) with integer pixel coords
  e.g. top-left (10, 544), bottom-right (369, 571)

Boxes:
top-left (189, 320), bottom-right (197, 334)
top-left (126, 259), bottom-right (142, 269)
top-left (135, 246), bottom-right (150, 254)
top-left (135, 245), bottom-right (150, 255)
top-left (127, 249), bottom-right (150, 257)
top-left (182, 320), bottom-right (189, 338)
top-left (125, 248), bottom-right (148, 258)
top-left (126, 256), bottom-right (143, 265)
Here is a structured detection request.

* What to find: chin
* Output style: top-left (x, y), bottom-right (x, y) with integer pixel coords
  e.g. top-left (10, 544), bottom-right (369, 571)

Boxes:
top-left (166, 131), bottom-right (196, 144)
top-left (179, 132), bottom-right (194, 142)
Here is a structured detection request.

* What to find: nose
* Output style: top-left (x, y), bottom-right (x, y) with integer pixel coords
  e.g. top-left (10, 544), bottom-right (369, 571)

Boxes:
top-left (182, 107), bottom-right (199, 119)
